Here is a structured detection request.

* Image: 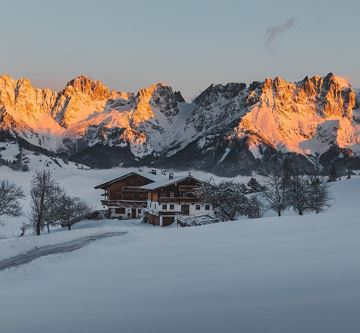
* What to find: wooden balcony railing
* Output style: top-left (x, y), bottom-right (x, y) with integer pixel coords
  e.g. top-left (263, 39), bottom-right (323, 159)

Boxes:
top-left (158, 197), bottom-right (200, 203)
top-left (121, 186), bottom-right (147, 192)
top-left (101, 199), bottom-right (147, 206)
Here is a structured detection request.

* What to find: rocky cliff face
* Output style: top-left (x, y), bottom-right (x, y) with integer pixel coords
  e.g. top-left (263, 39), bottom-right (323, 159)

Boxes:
top-left (230, 74), bottom-right (357, 155)
top-left (0, 73), bottom-right (359, 175)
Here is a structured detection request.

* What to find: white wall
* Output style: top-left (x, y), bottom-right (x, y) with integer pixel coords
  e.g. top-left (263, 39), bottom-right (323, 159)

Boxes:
top-left (110, 207), bottom-right (144, 219)
top-left (147, 200), bottom-right (214, 217)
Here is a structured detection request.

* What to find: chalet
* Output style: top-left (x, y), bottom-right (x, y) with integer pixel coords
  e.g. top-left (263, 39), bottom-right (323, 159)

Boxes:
top-left (142, 174), bottom-right (214, 227)
top-left (94, 171), bottom-right (162, 219)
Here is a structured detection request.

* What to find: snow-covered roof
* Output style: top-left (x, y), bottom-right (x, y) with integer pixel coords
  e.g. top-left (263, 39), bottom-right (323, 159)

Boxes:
top-left (94, 171), bottom-right (164, 189)
top-left (141, 175), bottom-right (201, 190)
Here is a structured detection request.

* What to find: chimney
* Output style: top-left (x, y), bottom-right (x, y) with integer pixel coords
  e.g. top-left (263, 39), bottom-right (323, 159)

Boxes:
top-left (169, 172), bottom-right (174, 180)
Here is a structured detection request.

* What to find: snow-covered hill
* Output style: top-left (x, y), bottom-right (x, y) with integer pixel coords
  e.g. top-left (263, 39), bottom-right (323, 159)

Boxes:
top-left (1, 73), bottom-right (359, 175)
top-left (0, 173), bottom-right (360, 333)
top-left (0, 141), bottom-right (251, 237)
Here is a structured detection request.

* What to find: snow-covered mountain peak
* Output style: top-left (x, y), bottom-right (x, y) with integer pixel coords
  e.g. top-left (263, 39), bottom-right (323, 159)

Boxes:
top-left (62, 75), bottom-right (110, 98)
top-left (0, 73), bottom-right (360, 175)
top-left (136, 82), bottom-right (184, 103)
top-left (0, 74), bottom-right (17, 89)
top-left (0, 74), bottom-right (57, 119)
top-left (51, 76), bottom-right (114, 128)
top-left (230, 73), bottom-right (358, 158)
top-left (193, 82), bottom-right (247, 107)
top-left (323, 72), bottom-right (351, 89)
top-left (130, 82), bottom-right (185, 125)
top-left (138, 82), bottom-right (170, 93)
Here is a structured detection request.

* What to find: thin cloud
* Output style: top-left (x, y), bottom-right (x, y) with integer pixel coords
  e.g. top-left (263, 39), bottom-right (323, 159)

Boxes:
top-left (265, 17), bottom-right (296, 59)
top-left (266, 17), bottom-right (296, 45)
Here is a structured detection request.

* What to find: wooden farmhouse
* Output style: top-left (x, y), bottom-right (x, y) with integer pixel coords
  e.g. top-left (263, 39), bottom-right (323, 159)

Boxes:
top-left (142, 174), bottom-right (215, 227)
top-left (94, 171), bottom-right (162, 219)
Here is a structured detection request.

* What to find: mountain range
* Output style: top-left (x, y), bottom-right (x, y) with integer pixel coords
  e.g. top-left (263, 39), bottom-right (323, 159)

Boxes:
top-left (0, 73), bottom-right (359, 176)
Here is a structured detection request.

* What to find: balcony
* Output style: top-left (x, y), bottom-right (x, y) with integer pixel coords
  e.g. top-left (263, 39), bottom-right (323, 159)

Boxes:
top-left (121, 186), bottom-right (147, 193)
top-left (158, 197), bottom-right (200, 203)
top-left (101, 199), bottom-right (147, 207)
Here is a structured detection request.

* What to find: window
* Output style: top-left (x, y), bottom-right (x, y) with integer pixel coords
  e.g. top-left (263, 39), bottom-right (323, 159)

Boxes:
top-left (195, 204), bottom-right (201, 210)
top-left (170, 204), bottom-right (175, 210)
top-left (115, 207), bottom-right (125, 214)
top-left (138, 209), bottom-right (142, 214)
top-left (205, 204), bottom-right (211, 211)
top-left (162, 204), bottom-right (167, 210)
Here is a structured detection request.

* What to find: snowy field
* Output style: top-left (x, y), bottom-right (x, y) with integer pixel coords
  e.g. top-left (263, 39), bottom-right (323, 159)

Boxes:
top-left (0, 142), bottom-right (250, 238)
top-left (0, 143), bottom-right (360, 332)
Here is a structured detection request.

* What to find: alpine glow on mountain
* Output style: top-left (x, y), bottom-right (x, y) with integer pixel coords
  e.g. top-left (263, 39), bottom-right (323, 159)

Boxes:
top-left (0, 73), bottom-right (359, 175)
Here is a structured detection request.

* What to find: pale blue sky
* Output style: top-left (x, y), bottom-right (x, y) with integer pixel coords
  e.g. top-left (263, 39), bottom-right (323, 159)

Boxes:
top-left (1, 0), bottom-right (359, 100)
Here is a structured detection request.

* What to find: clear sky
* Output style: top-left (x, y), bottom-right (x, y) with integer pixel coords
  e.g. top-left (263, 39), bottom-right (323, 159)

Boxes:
top-left (1, 0), bottom-right (359, 100)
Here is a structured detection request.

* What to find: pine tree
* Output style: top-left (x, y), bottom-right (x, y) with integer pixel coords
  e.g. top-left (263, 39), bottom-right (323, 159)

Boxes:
top-left (327, 166), bottom-right (338, 183)
top-left (246, 195), bottom-right (264, 219)
top-left (282, 158), bottom-right (293, 187)
top-left (346, 167), bottom-right (352, 179)
top-left (247, 177), bottom-right (264, 193)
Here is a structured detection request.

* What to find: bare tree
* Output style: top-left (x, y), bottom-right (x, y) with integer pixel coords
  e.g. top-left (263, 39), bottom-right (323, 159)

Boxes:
top-left (56, 194), bottom-right (91, 230)
top-left (262, 172), bottom-right (289, 216)
top-left (288, 175), bottom-right (310, 216)
top-left (19, 222), bottom-right (31, 237)
top-left (30, 170), bottom-right (64, 235)
top-left (196, 180), bottom-right (248, 221)
top-left (0, 179), bottom-right (25, 220)
top-left (307, 175), bottom-right (332, 214)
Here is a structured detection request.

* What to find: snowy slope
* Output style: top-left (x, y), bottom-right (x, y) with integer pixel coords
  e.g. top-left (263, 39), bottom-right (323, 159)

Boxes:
top-left (0, 176), bottom-right (359, 333)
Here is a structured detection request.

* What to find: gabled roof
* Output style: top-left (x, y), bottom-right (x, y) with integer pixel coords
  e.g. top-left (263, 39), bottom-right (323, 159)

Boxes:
top-left (141, 175), bottom-right (202, 191)
top-left (94, 171), bottom-right (161, 189)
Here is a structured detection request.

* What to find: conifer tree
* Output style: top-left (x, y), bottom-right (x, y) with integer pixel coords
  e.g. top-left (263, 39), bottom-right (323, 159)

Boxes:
top-left (327, 166), bottom-right (338, 183)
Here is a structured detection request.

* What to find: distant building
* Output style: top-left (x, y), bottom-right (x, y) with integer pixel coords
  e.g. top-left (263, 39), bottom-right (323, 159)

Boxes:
top-left (94, 171), bottom-right (161, 219)
top-left (142, 175), bottom-right (214, 227)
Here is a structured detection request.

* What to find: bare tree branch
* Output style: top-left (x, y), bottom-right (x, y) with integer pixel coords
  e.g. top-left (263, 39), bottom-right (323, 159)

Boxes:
top-left (0, 179), bottom-right (25, 218)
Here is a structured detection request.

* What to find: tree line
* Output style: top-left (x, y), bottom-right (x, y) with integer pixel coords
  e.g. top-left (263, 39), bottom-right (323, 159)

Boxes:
top-left (0, 170), bottom-right (90, 236)
top-left (0, 166), bottom-right (341, 233)
top-left (196, 171), bottom-right (332, 221)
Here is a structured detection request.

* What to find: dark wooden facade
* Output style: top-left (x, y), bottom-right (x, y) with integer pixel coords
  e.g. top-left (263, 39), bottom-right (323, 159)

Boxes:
top-left (95, 172), bottom-right (155, 219)
top-left (144, 176), bottom-right (213, 226)
top-left (148, 177), bottom-right (201, 203)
